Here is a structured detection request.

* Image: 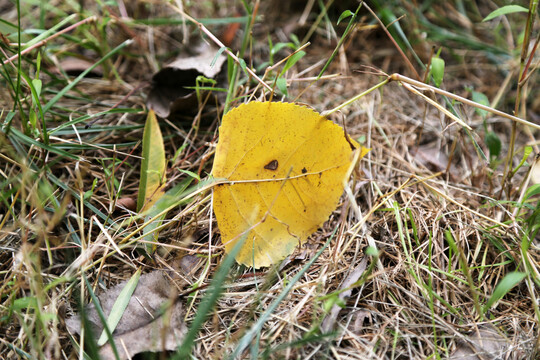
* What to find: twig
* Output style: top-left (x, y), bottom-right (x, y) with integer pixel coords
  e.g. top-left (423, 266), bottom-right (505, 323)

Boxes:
top-left (390, 73), bottom-right (540, 131)
top-left (401, 82), bottom-right (472, 131)
top-left (364, 3), bottom-right (421, 81)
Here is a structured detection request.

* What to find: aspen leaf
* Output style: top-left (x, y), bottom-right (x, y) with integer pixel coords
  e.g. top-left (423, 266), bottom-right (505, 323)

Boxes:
top-left (212, 102), bottom-right (368, 268)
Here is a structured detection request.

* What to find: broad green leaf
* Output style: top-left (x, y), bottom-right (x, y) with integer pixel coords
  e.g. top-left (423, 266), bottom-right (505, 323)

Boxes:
top-left (239, 58), bottom-right (247, 72)
top-left (484, 272), bottom-right (526, 311)
top-left (282, 51), bottom-right (306, 73)
top-left (483, 5), bottom-right (528, 22)
top-left (31, 79), bottom-right (42, 100)
top-left (472, 91), bottom-right (489, 118)
top-left (97, 269), bottom-right (141, 346)
top-left (137, 110), bottom-right (166, 212)
top-left (524, 184), bottom-right (540, 201)
top-left (337, 10), bottom-right (354, 25)
top-left (276, 77), bottom-right (288, 96)
top-left (12, 296), bottom-right (38, 310)
top-left (270, 42), bottom-right (295, 56)
top-left (512, 146), bottom-right (533, 176)
top-left (485, 132), bottom-right (501, 159)
top-left (289, 33), bottom-right (300, 48)
top-left (29, 110), bottom-right (38, 130)
top-left (430, 57), bottom-right (445, 87)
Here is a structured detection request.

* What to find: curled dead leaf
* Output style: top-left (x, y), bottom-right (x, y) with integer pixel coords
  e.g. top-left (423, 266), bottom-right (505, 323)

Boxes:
top-left (146, 44), bottom-right (226, 118)
top-left (321, 257), bottom-right (368, 332)
top-left (66, 270), bottom-right (186, 360)
top-left (114, 197), bottom-right (137, 212)
top-left (55, 56), bottom-right (104, 77)
top-left (449, 324), bottom-right (523, 360)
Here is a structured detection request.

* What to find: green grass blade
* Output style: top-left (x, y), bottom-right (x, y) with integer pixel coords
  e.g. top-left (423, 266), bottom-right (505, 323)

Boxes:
top-left (484, 271), bottom-right (526, 312)
top-left (316, 2), bottom-right (363, 80)
top-left (128, 16), bottom-right (250, 26)
top-left (9, 128), bottom-right (79, 160)
top-left (483, 5), bottom-right (529, 22)
top-left (97, 269), bottom-right (142, 346)
top-left (22, 14), bottom-right (77, 49)
top-left (228, 227), bottom-right (338, 359)
top-left (172, 235), bottom-right (246, 359)
top-left (82, 273), bottom-right (120, 360)
top-left (42, 39), bottom-right (133, 114)
top-left (140, 177), bottom-right (193, 251)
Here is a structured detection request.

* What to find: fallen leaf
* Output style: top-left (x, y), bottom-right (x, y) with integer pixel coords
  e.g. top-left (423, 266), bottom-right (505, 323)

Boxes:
top-left (66, 270), bottom-right (186, 360)
top-left (137, 109), bottom-right (166, 213)
top-left (449, 324), bottom-right (518, 360)
top-left (146, 44), bottom-right (226, 118)
top-left (212, 102), bottom-right (367, 268)
top-left (351, 310), bottom-right (372, 333)
top-left (413, 144), bottom-right (449, 172)
top-left (321, 257), bottom-right (367, 332)
top-left (54, 56), bottom-right (103, 77)
top-left (98, 269), bottom-right (142, 346)
top-left (99, 301), bottom-right (185, 360)
top-left (178, 254), bottom-right (202, 275)
top-left (114, 197), bottom-right (137, 212)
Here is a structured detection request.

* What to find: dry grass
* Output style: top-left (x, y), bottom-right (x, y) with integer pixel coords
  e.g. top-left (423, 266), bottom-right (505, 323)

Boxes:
top-left (0, 1), bottom-right (539, 359)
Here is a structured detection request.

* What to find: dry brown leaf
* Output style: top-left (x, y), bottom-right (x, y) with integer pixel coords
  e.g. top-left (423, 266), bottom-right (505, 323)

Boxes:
top-left (66, 270), bottom-right (186, 359)
top-left (321, 257), bottom-right (368, 332)
top-left (178, 254), bottom-right (201, 275)
top-left (114, 197), bottom-right (137, 212)
top-left (146, 44), bottom-right (226, 118)
top-left (50, 56), bottom-right (104, 77)
top-left (413, 144), bottom-right (449, 172)
top-left (449, 324), bottom-right (519, 360)
top-left (99, 300), bottom-right (185, 360)
top-left (351, 310), bottom-right (372, 333)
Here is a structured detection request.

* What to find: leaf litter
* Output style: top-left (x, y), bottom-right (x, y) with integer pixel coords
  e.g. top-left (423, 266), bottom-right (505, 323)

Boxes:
top-left (146, 43), bottom-right (226, 119)
top-left (66, 270), bottom-right (187, 360)
top-left (449, 323), bottom-right (522, 360)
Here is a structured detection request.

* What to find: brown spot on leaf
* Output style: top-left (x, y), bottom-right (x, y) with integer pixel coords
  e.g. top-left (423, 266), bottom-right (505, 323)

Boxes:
top-left (301, 167), bottom-right (307, 174)
top-left (264, 159), bottom-right (278, 170)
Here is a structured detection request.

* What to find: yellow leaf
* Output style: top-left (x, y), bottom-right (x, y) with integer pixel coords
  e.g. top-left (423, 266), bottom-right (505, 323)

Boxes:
top-left (137, 110), bottom-right (166, 213)
top-left (212, 102), bottom-right (367, 268)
